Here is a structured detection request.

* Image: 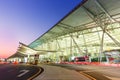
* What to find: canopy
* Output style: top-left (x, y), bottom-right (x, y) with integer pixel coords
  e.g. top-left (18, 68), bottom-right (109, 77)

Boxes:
top-left (8, 52), bottom-right (27, 59)
top-left (29, 0), bottom-right (120, 49)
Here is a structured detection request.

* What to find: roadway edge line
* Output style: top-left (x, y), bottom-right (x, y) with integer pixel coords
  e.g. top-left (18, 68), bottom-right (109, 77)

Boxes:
top-left (78, 71), bottom-right (96, 80)
top-left (27, 67), bottom-right (44, 80)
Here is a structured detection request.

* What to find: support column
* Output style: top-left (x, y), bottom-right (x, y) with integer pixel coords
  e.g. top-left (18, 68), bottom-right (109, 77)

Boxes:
top-left (70, 34), bottom-right (83, 56)
top-left (82, 31), bottom-right (88, 55)
top-left (55, 40), bottom-right (59, 63)
top-left (27, 54), bottom-right (30, 63)
top-left (70, 36), bottom-right (73, 61)
top-left (95, 13), bottom-right (107, 62)
top-left (56, 39), bottom-right (61, 50)
top-left (56, 39), bottom-right (63, 62)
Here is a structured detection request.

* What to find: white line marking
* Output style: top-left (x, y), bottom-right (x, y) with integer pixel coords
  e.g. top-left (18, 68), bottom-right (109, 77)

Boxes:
top-left (17, 69), bottom-right (29, 77)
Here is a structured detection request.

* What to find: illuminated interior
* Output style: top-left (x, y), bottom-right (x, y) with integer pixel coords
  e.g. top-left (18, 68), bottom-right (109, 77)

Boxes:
top-left (9, 0), bottom-right (120, 63)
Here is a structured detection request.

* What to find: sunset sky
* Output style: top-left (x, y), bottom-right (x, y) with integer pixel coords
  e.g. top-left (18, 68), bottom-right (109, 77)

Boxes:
top-left (0, 0), bottom-right (82, 58)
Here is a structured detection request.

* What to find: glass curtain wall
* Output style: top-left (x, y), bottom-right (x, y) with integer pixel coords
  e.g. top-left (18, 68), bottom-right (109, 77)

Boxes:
top-left (34, 22), bottom-right (120, 62)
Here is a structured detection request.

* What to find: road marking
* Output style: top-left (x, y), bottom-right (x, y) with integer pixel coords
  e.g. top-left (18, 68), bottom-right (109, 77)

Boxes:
top-left (104, 75), bottom-right (120, 80)
top-left (27, 68), bottom-right (42, 80)
top-left (79, 71), bottom-right (96, 80)
top-left (17, 70), bottom-right (29, 77)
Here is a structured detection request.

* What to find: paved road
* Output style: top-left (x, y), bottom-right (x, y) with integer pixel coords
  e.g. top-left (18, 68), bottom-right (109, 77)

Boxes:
top-left (0, 64), bottom-right (43, 80)
top-left (50, 64), bottom-right (120, 80)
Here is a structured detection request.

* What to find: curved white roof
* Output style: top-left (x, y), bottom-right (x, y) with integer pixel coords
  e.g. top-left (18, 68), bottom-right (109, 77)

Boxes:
top-left (29, 0), bottom-right (120, 48)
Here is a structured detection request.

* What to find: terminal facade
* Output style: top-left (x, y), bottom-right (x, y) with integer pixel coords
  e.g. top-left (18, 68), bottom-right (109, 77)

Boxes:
top-left (8, 0), bottom-right (120, 64)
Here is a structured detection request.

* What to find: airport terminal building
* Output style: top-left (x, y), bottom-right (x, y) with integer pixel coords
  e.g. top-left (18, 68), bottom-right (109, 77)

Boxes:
top-left (8, 0), bottom-right (120, 64)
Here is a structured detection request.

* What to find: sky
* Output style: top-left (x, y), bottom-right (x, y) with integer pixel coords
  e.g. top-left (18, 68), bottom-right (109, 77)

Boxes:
top-left (0, 0), bottom-right (82, 58)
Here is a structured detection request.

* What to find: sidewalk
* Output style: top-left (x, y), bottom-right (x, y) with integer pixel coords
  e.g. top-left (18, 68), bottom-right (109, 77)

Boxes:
top-left (33, 64), bottom-right (91, 80)
top-left (67, 64), bottom-right (120, 80)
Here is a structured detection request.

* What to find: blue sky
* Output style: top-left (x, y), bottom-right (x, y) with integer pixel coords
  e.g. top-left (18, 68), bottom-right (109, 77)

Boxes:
top-left (0, 0), bottom-right (82, 58)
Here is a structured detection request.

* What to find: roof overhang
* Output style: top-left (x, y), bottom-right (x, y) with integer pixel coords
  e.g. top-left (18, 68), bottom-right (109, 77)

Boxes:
top-left (18, 42), bottom-right (62, 55)
top-left (29, 0), bottom-right (120, 49)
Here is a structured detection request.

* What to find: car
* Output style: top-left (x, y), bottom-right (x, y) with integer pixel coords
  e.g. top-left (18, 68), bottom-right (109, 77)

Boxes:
top-left (74, 57), bottom-right (86, 62)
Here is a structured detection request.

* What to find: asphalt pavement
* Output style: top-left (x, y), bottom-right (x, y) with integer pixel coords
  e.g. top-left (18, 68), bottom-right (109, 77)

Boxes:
top-left (1, 63), bottom-right (120, 80)
top-left (0, 64), bottom-right (43, 80)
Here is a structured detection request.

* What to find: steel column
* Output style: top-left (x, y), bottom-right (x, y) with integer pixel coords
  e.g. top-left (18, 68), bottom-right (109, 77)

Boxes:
top-left (70, 34), bottom-right (83, 55)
